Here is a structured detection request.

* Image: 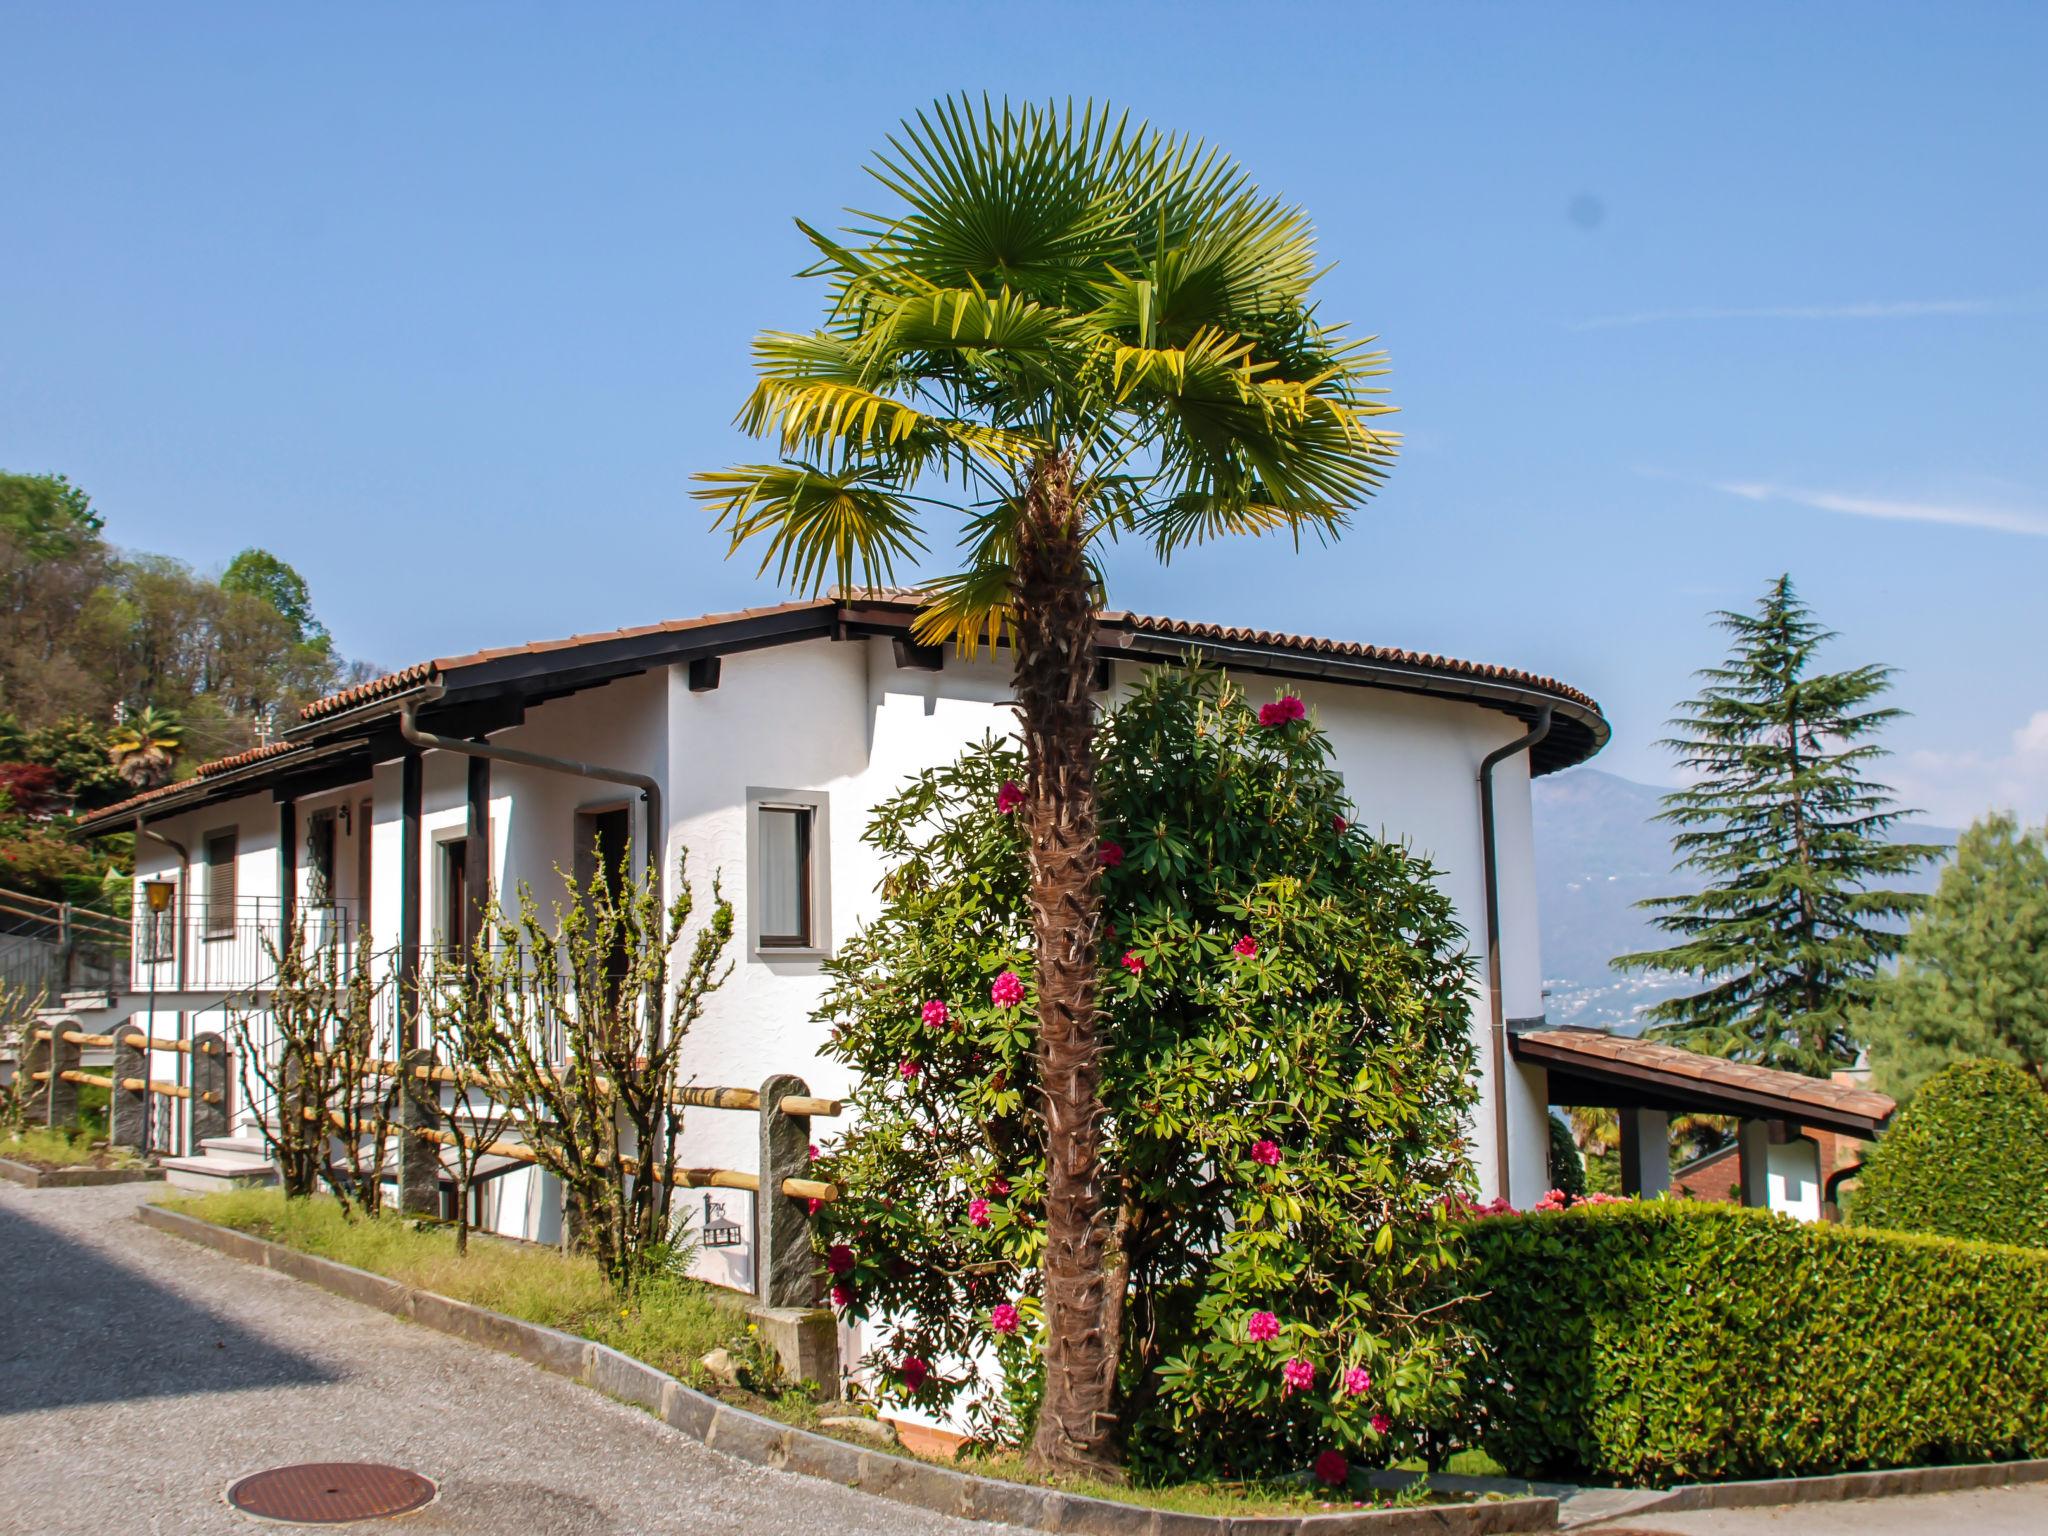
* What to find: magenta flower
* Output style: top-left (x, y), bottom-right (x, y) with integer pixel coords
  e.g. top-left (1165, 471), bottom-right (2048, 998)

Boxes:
top-left (1344, 1367), bottom-right (1372, 1396)
top-left (1281, 1357), bottom-right (1315, 1395)
top-left (1121, 950), bottom-right (1145, 975)
top-left (968, 1198), bottom-right (991, 1228)
top-left (807, 1143), bottom-right (820, 1161)
top-left (996, 780), bottom-right (1025, 815)
top-left (807, 1197), bottom-right (822, 1215)
top-left (991, 970), bottom-right (1025, 1008)
top-left (921, 998), bottom-right (950, 1029)
top-left (1370, 1413), bottom-right (1392, 1435)
top-left (1098, 841), bottom-right (1124, 868)
top-left (1250, 1139), bottom-right (1282, 1167)
top-left (826, 1244), bottom-right (855, 1276)
top-left (1258, 695), bottom-right (1307, 727)
top-left (989, 1175), bottom-right (1011, 1197)
top-left (1313, 1450), bottom-right (1350, 1488)
top-left (1246, 1310), bottom-right (1281, 1343)
top-left (1233, 934), bottom-right (1258, 957)
top-left (1332, 814), bottom-right (1348, 834)
top-left (831, 1282), bottom-right (854, 1309)
top-left (899, 1059), bottom-right (921, 1082)
top-left (990, 1302), bottom-right (1021, 1336)
top-left (901, 1355), bottom-right (929, 1391)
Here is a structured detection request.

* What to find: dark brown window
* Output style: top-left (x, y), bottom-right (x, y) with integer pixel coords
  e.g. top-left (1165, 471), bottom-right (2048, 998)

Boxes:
top-left (204, 831), bottom-right (238, 939)
top-left (756, 804), bottom-right (813, 948)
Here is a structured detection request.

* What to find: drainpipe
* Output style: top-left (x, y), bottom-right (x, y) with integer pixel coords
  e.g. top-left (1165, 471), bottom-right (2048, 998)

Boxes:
top-left (1479, 704), bottom-right (1552, 1201)
top-left (397, 692), bottom-right (664, 883)
top-left (135, 818), bottom-right (190, 992)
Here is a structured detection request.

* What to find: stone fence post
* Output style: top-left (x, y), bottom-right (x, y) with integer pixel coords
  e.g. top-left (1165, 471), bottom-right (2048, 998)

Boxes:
top-left (44, 1026), bottom-right (81, 1131)
top-left (109, 1029), bottom-right (148, 1151)
top-left (750, 1073), bottom-right (836, 1396)
top-left (397, 1044), bottom-right (441, 1216)
top-left (191, 1030), bottom-right (228, 1145)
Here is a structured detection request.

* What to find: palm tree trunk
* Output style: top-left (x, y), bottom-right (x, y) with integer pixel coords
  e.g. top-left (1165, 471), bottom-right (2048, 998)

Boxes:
top-left (1012, 452), bottom-right (1122, 1478)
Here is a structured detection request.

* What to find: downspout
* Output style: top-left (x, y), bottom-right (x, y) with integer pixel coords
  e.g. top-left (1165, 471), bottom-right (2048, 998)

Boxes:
top-left (1479, 703), bottom-right (1552, 1201)
top-left (135, 818), bottom-right (190, 991)
top-left (397, 691), bottom-right (664, 883)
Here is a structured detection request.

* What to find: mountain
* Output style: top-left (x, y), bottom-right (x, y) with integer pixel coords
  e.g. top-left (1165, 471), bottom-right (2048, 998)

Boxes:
top-left (1531, 767), bottom-right (1955, 1032)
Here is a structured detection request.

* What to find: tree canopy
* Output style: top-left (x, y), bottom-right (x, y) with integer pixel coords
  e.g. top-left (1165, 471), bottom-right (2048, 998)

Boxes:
top-left (1849, 1058), bottom-right (2048, 1249)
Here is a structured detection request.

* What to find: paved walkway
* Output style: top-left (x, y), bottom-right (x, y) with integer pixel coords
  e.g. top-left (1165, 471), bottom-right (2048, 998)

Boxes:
top-left (1579, 1481), bottom-right (2048, 1534)
top-left (0, 1181), bottom-right (1014, 1535)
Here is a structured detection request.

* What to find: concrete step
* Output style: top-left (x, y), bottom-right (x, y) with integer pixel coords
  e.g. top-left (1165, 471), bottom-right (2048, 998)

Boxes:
top-left (199, 1135), bottom-right (270, 1159)
top-left (159, 1151), bottom-right (279, 1193)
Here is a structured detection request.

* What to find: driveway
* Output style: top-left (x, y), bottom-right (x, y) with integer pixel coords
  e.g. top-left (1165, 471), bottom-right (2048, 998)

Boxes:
top-left (0, 1181), bottom-right (1014, 1535)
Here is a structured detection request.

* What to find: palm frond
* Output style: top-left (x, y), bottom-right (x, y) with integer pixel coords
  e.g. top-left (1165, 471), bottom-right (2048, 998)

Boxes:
top-left (691, 462), bottom-right (927, 597)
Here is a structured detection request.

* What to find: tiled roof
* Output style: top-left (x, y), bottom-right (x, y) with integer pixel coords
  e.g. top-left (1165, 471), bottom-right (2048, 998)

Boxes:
top-left (86, 741), bottom-right (302, 821)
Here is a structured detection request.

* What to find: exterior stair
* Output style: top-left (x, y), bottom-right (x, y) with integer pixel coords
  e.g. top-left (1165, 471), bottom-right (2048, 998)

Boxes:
top-left (160, 1134), bottom-right (279, 1193)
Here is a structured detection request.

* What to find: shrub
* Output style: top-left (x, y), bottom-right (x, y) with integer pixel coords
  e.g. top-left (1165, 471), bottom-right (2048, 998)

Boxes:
top-left (815, 665), bottom-right (1479, 1481)
top-left (1848, 1058), bottom-right (2048, 1249)
top-left (1461, 1201), bottom-right (2048, 1483)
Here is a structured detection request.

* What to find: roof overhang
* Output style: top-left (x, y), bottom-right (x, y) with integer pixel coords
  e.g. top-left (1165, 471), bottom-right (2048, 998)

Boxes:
top-left (1515, 1027), bottom-right (1894, 1138)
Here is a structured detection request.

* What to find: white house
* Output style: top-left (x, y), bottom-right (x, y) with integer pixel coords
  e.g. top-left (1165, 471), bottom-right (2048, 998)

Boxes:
top-left (69, 592), bottom-right (1890, 1272)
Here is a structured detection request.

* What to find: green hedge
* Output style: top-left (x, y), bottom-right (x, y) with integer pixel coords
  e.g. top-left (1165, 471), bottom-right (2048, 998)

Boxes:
top-left (1850, 1058), bottom-right (2048, 1249)
top-left (1462, 1201), bottom-right (2048, 1484)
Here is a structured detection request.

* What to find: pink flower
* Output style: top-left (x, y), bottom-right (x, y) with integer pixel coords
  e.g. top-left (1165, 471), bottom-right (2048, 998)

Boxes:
top-left (1233, 934), bottom-right (1258, 957)
top-left (1370, 1413), bottom-right (1392, 1435)
top-left (827, 1244), bottom-right (855, 1276)
top-left (807, 1143), bottom-right (820, 1161)
top-left (991, 970), bottom-right (1025, 1008)
top-left (1344, 1367), bottom-right (1372, 1396)
top-left (1332, 814), bottom-right (1348, 834)
top-left (968, 1198), bottom-right (991, 1228)
top-left (990, 1302), bottom-right (1021, 1335)
top-left (1258, 695), bottom-right (1307, 727)
top-left (901, 1355), bottom-right (929, 1391)
top-left (921, 998), bottom-right (950, 1029)
top-left (1281, 1357), bottom-right (1315, 1395)
top-left (1098, 841), bottom-right (1124, 868)
top-left (1246, 1310), bottom-right (1281, 1343)
top-left (1251, 1139), bottom-right (1282, 1167)
top-left (1121, 950), bottom-right (1145, 975)
top-left (996, 780), bottom-right (1025, 815)
top-left (831, 1282), bottom-right (854, 1309)
top-left (1534, 1188), bottom-right (1568, 1212)
top-left (989, 1176), bottom-right (1011, 1197)
top-left (807, 1197), bottom-right (823, 1215)
top-left (1313, 1450), bottom-right (1350, 1488)
top-left (899, 1059), bottom-right (921, 1082)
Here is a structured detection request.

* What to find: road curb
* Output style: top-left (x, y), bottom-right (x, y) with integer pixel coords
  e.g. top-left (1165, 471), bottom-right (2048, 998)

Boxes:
top-left (0, 1155), bottom-right (163, 1189)
top-left (136, 1202), bottom-right (1558, 1535)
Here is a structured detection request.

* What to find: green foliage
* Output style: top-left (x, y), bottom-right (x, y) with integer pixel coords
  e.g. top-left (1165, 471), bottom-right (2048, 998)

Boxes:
top-left (1546, 1114), bottom-right (1586, 1198)
top-left (816, 665), bottom-right (1477, 1480)
top-left (0, 471), bottom-right (102, 559)
top-left (1849, 1059), bottom-right (2048, 1249)
top-left (1615, 575), bottom-right (1940, 1075)
top-left (1462, 1201), bottom-right (2048, 1482)
top-left (222, 547), bottom-right (328, 646)
top-left (1859, 815), bottom-right (2048, 1101)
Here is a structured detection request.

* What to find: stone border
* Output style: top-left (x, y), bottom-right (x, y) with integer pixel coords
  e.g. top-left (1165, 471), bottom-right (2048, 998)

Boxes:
top-left (137, 1203), bottom-right (1556, 1536)
top-left (1636, 1457), bottom-right (2048, 1515)
top-left (0, 1155), bottom-right (163, 1189)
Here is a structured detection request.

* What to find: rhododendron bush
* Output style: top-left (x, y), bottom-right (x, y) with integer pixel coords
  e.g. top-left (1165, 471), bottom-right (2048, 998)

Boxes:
top-left (813, 666), bottom-right (1479, 1481)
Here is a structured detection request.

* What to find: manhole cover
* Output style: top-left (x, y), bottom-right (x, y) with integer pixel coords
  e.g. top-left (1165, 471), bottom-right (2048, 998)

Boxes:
top-left (227, 1463), bottom-right (437, 1524)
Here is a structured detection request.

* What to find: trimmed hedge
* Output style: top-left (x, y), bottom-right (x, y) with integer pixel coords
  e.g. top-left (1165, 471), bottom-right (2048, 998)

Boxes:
top-left (1462, 1201), bottom-right (2048, 1484)
top-left (1850, 1058), bottom-right (2048, 1249)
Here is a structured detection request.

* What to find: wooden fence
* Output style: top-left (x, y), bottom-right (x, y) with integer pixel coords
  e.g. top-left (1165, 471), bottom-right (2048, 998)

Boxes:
top-left (19, 1023), bottom-right (227, 1155)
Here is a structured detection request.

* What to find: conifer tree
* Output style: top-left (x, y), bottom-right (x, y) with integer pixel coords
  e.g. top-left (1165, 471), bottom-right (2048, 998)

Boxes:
top-left (1858, 813), bottom-right (2048, 1101)
top-left (1614, 575), bottom-right (1939, 1075)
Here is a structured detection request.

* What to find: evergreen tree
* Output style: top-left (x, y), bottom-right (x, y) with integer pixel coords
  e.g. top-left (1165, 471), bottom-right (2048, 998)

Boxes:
top-left (1614, 575), bottom-right (1939, 1075)
top-left (1859, 813), bottom-right (2048, 1101)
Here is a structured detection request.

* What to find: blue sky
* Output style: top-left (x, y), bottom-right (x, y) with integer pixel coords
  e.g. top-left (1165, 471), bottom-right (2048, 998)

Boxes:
top-left (5, 2), bottom-right (2045, 822)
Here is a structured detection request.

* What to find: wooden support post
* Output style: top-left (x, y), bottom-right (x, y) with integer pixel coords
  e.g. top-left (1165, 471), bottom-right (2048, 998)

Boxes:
top-left (397, 1043), bottom-right (441, 1217)
top-left (278, 799), bottom-right (298, 941)
top-left (190, 1031), bottom-right (228, 1145)
top-left (464, 752), bottom-right (490, 955)
top-left (109, 1028), bottom-right (149, 1151)
top-left (1737, 1118), bottom-right (1772, 1209)
top-left (44, 1025), bottom-right (81, 1131)
top-left (399, 750), bottom-right (422, 1046)
top-left (1618, 1108), bottom-right (1671, 1198)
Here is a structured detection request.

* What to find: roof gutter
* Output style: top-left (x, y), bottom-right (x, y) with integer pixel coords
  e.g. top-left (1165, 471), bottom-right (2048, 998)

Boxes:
top-left (397, 690), bottom-right (664, 878)
top-left (1479, 703), bottom-right (1552, 1200)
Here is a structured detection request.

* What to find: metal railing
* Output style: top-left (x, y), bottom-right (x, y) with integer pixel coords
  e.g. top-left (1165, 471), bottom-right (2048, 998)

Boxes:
top-left (130, 896), bottom-right (365, 994)
top-left (0, 888), bottom-right (129, 1006)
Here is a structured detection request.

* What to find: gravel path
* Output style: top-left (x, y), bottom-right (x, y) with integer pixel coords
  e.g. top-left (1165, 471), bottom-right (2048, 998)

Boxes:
top-left (0, 1181), bottom-right (1016, 1536)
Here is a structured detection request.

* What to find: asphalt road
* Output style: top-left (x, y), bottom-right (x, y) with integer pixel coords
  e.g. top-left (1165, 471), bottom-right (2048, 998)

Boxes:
top-left (0, 1180), bottom-right (1013, 1536)
top-left (1580, 1482), bottom-right (2048, 1534)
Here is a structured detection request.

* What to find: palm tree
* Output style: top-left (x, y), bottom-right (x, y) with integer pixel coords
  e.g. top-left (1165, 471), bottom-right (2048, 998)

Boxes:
top-left (697, 96), bottom-right (1398, 1476)
top-left (107, 705), bottom-right (184, 789)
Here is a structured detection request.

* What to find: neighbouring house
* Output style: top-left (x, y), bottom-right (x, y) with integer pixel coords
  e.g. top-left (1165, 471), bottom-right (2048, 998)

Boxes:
top-left (56, 592), bottom-right (1888, 1282)
top-left (1672, 1067), bottom-right (1881, 1219)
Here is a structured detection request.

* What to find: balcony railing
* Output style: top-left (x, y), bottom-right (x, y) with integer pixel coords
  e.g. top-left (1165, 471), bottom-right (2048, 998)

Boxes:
top-left (130, 896), bottom-right (365, 994)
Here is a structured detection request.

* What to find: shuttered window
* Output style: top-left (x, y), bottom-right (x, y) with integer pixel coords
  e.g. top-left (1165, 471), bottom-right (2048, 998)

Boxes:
top-left (204, 831), bottom-right (238, 938)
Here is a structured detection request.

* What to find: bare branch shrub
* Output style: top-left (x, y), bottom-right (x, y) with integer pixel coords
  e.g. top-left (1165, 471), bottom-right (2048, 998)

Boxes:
top-left (420, 944), bottom-right (524, 1255)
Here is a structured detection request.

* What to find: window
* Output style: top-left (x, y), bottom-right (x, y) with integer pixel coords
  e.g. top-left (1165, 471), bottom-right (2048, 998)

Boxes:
top-left (757, 805), bottom-right (812, 947)
top-left (204, 831), bottom-right (238, 939)
top-left (440, 837), bottom-right (469, 950)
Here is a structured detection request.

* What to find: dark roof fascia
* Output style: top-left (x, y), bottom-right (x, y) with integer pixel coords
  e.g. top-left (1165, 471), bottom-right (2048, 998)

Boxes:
top-left (1516, 1035), bottom-right (1891, 1137)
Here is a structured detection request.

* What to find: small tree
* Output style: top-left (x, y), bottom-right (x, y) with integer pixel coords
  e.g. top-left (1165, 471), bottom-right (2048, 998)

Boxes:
top-left (421, 944), bottom-right (525, 1255)
top-left (482, 850), bottom-right (733, 1290)
top-left (236, 927), bottom-right (390, 1213)
top-left (1849, 1058), bottom-right (2048, 1249)
top-left (816, 666), bottom-right (1477, 1482)
top-left (1615, 576), bottom-right (1940, 1075)
top-left (1859, 813), bottom-right (2047, 1102)
top-left (0, 978), bottom-right (39, 1133)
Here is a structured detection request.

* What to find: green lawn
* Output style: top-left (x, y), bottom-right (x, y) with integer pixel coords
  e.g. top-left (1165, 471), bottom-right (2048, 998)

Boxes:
top-left (2, 1124), bottom-right (140, 1171)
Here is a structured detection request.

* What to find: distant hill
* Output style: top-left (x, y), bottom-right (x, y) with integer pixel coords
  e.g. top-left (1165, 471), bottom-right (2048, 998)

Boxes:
top-left (1531, 767), bottom-right (1954, 1032)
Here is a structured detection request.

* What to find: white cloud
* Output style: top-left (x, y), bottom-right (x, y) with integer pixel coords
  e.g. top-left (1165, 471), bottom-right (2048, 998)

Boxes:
top-left (1715, 481), bottom-right (2048, 539)
top-left (1573, 298), bottom-right (2005, 331)
top-left (1892, 710), bottom-right (2048, 827)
